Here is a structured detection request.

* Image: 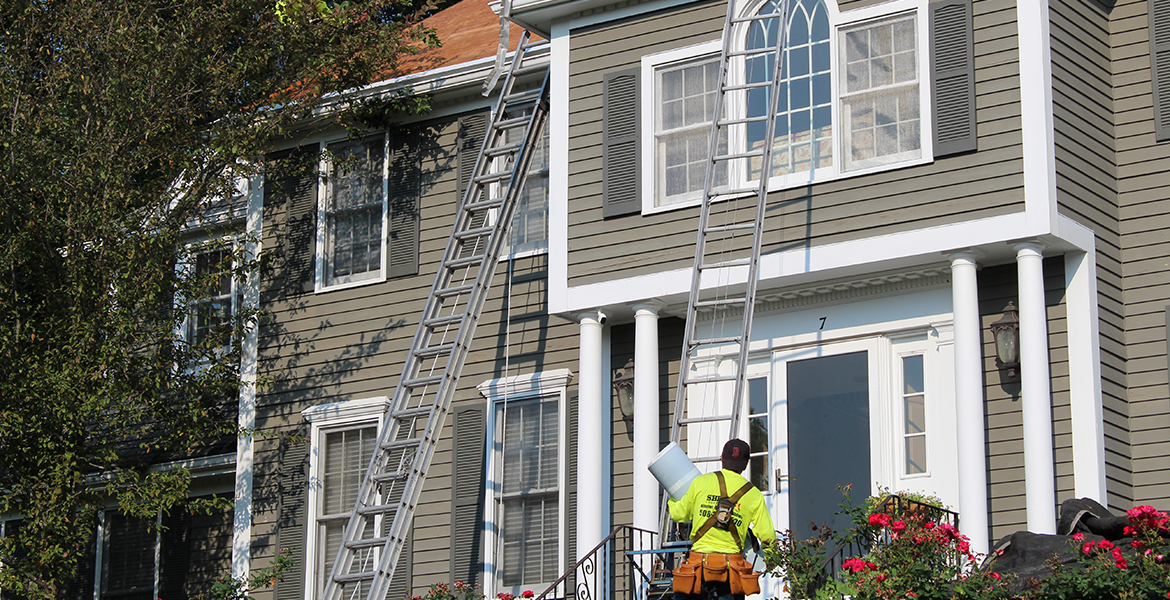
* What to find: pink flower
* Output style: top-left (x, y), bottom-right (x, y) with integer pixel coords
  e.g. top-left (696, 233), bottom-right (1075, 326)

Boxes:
top-left (1082, 541), bottom-right (1095, 554)
top-left (1097, 540), bottom-right (1115, 551)
top-left (875, 573), bottom-right (887, 582)
top-left (922, 521), bottom-right (935, 530)
top-left (1131, 539), bottom-right (1144, 549)
top-left (989, 572), bottom-right (1002, 580)
top-left (869, 513), bottom-right (892, 527)
top-left (522, 592), bottom-right (535, 599)
top-left (957, 540), bottom-right (971, 555)
top-left (1072, 532), bottom-right (1085, 541)
top-left (891, 520), bottom-right (907, 533)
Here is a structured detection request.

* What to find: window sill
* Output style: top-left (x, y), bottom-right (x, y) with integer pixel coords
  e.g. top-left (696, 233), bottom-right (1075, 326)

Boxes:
top-left (315, 271), bottom-right (388, 294)
top-left (640, 154), bottom-right (934, 216)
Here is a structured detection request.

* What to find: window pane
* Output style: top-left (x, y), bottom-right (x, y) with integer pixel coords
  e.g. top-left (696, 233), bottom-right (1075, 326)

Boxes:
top-left (905, 435), bottom-right (927, 475)
top-left (903, 355), bottom-right (924, 394)
top-left (496, 396), bottom-right (560, 591)
top-left (905, 394), bottom-right (925, 434)
top-left (326, 138), bottom-right (384, 284)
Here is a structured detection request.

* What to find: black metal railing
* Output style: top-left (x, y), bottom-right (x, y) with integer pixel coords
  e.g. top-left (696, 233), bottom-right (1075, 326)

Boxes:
top-left (533, 525), bottom-right (660, 600)
top-left (808, 495), bottom-right (960, 599)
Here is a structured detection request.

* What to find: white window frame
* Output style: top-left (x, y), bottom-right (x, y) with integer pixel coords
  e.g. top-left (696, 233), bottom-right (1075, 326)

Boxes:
top-left (477, 369), bottom-right (573, 599)
top-left (302, 396), bottom-right (388, 600)
top-left (639, 0), bottom-right (932, 215)
top-left (491, 123), bottom-right (551, 260)
top-left (315, 134), bottom-right (390, 292)
top-left (889, 333), bottom-right (933, 480)
top-left (178, 235), bottom-right (243, 358)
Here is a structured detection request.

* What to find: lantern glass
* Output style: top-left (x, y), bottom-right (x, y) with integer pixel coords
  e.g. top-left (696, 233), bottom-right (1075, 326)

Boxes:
top-left (994, 327), bottom-right (1018, 365)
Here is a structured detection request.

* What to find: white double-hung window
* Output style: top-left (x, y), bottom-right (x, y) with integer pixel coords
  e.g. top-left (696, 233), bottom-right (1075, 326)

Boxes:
top-left (323, 137), bottom-right (387, 287)
top-left (642, 0), bottom-right (927, 210)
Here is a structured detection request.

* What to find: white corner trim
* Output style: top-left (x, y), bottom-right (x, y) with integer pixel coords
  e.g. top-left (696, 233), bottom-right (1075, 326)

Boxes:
top-left (232, 172), bottom-right (264, 579)
top-left (1064, 248), bottom-right (1106, 502)
top-left (1017, 0), bottom-right (1058, 236)
top-left (477, 368), bottom-right (575, 399)
top-left (549, 23), bottom-right (571, 313)
top-left (302, 396), bottom-right (390, 423)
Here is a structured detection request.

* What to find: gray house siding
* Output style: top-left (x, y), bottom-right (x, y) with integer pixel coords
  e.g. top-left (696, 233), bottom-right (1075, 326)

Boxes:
top-left (1114, 0), bottom-right (1170, 508)
top-left (565, 0), bottom-right (1026, 288)
top-left (979, 257), bottom-right (1070, 542)
top-left (1050, 0), bottom-right (1134, 510)
top-left (250, 114), bottom-right (579, 599)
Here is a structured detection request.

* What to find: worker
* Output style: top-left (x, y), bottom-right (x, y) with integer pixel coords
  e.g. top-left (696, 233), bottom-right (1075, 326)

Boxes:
top-left (668, 439), bottom-right (776, 600)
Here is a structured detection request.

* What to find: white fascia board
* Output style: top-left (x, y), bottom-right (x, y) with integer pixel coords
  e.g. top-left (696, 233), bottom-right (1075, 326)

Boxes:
top-left (551, 212), bottom-right (1033, 314)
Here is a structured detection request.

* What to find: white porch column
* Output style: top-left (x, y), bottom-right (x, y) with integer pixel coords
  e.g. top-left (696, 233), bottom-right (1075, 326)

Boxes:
top-left (633, 301), bottom-right (664, 534)
top-left (1016, 242), bottom-right (1057, 533)
top-left (949, 251), bottom-right (989, 555)
top-left (577, 311), bottom-right (606, 561)
top-left (1064, 250), bottom-right (1106, 501)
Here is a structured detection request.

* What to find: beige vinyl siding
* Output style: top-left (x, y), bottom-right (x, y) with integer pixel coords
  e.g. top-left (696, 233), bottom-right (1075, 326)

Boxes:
top-left (1114, 0), bottom-right (1170, 508)
top-left (565, 0), bottom-right (1026, 288)
top-left (979, 258), bottom-right (1068, 542)
top-left (249, 115), bottom-right (579, 599)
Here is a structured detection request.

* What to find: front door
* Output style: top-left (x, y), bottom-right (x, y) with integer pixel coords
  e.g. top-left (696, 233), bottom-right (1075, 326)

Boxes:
top-left (771, 340), bottom-right (882, 540)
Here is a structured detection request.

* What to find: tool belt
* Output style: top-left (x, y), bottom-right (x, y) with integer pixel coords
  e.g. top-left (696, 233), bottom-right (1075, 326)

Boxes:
top-left (672, 551), bottom-right (761, 596)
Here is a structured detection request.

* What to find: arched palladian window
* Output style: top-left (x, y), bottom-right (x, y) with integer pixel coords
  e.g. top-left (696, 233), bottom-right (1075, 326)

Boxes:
top-left (745, 0), bottom-right (832, 179)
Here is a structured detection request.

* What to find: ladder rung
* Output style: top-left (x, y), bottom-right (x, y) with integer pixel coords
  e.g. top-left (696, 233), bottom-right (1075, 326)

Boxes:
top-left (473, 169), bottom-right (514, 185)
top-left (381, 436), bottom-right (424, 451)
top-left (699, 258), bottom-right (751, 270)
top-left (465, 197), bottom-right (504, 212)
top-left (728, 46), bottom-right (780, 57)
top-left (713, 150), bottom-right (764, 162)
top-left (422, 313), bottom-right (464, 329)
top-left (683, 373), bottom-right (739, 385)
top-left (402, 374), bottom-right (443, 388)
top-left (372, 471), bottom-right (409, 484)
top-left (704, 222), bottom-right (756, 234)
top-left (722, 80), bottom-right (773, 92)
top-left (513, 63), bottom-right (548, 77)
top-left (693, 298), bottom-right (747, 308)
top-left (391, 406), bottom-right (434, 420)
top-left (680, 414), bottom-right (735, 425)
top-left (718, 115), bottom-right (771, 127)
top-left (454, 226), bottom-right (493, 240)
top-left (731, 12), bottom-right (786, 23)
top-left (445, 254), bottom-right (485, 269)
top-left (503, 89), bottom-right (542, 105)
top-left (332, 572), bottom-right (376, 584)
top-left (435, 283), bottom-right (474, 298)
top-left (689, 454), bottom-right (723, 464)
top-left (689, 335), bottom-right (743, 347)
top-left (346, 537), bottom-right (390, 551)
top-left (357, 502), bottom-right (404, 516)
top-left (484, 142), bottom-right (523, 157)
top-left (414, 343), bottom-right (455, 359)
top-left (496, 116), bottom-right (532, 130)
top-left (708, 190), bottom-right (760, 203)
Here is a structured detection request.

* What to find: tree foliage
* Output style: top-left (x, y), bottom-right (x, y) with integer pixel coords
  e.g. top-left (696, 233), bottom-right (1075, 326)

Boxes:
top-left (0, 0), bottom-right (438, 596)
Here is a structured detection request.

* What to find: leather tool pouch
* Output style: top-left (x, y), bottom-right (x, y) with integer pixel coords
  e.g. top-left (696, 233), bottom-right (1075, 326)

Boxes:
top-left (700, 553), bottom-right (729, 583)
top-left (729, 554), bottom-right (762, 596)
top-left (672, 552), bottom-right (703, 595)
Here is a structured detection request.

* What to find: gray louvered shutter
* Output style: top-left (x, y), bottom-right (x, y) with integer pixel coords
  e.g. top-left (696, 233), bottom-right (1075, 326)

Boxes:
top-left (566, 394), bottom-right (578, 570)
top-left (276, 440), bottom-right (309, 600)
top-left (603, 70), bottom-right (641, 218)
top-left (450, 405), bottom-right (487, 585)
top-left (158, 508), bottom-right (191, 599)
top-left (278, 148), bottom-right (319, 295)
top-left (930, 0), bottom-right (977, 156)
top-left (458, 113), bottom-right (490, 258)
top-left (387, 132), bottom-right (420, 279)
top-left (1152, 0), bottom-right (1170, 140)
top-left (61, 520), bottom-right (98, 600)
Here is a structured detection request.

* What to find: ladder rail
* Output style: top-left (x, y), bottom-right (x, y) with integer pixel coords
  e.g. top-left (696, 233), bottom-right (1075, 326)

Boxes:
top-left (664, 0), bottom-right (792, 541)
top-left (321, 30), bottom-right (550, 600)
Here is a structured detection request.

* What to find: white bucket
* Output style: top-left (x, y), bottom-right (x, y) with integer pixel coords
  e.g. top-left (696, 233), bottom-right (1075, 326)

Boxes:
top-left (648, 442), bottom-right (702, 501)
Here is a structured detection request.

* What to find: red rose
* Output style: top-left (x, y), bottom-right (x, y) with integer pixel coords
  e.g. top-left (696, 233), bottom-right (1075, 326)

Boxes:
top-left (1072, 532), bottom-right (1085, 541)
top-left (1097, 540), bottom-right (1115, 550)
top-left (1082, 541), bottom-right (1094, 554)
top-left (990, 572), bottom-right (1001, 580)
top-left (1132, 539), bottom-right (1143, 549)
top-left (891, 520), bottom-right (907, 532)
top-left (522, 592), bottom-right (535, 599)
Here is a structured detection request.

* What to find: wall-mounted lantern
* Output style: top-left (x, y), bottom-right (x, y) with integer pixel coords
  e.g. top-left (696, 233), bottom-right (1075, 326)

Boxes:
top-left (990, 301), bottom-right (1021, 378)
top-left (613, 358), bottom-right (635, 422)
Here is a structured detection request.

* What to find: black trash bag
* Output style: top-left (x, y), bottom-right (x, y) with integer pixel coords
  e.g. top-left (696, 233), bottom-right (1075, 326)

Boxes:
top-left (1057, 497), bottom-right (1130, 540)
top-left (983, 531), bottom-right (1099, 593)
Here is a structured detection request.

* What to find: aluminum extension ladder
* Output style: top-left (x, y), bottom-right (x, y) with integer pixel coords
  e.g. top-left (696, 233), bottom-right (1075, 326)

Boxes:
top-left (664, 0), bottom-right (792, 531)
top-left (321, 31), bottom-right (550, 600)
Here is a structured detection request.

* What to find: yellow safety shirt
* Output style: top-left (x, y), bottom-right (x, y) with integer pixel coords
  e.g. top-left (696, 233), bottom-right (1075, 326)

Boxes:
top-left (667, 469), bottom-right (777, 554)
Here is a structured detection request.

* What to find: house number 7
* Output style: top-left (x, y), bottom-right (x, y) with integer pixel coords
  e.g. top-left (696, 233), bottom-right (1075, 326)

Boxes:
top-left (818, 317), bottom-right (826, 330)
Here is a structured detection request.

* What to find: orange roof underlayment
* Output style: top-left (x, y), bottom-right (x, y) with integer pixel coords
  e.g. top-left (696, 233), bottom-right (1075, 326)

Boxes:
top-left (393, 0), bottom-right (535, 79)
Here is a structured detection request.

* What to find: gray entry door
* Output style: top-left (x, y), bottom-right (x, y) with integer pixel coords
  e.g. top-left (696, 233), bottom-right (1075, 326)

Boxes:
top-left (773, 345), bottom-right (874, 541)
